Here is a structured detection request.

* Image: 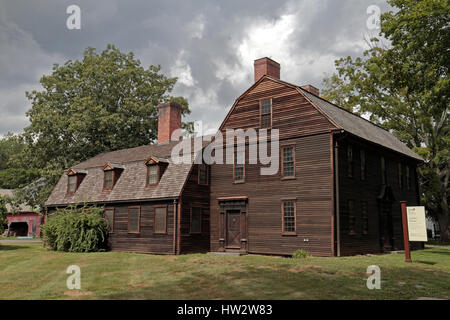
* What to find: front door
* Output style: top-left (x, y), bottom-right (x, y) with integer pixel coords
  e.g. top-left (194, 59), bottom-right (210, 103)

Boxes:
top-left (379, 202), bottom-right (394, 251)
top-left (226, 210), bottom-right (241, 248)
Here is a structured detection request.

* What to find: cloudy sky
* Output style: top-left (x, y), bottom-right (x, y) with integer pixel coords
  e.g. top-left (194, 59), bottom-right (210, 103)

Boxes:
top-left (0, 0), bottom-right (391, 136)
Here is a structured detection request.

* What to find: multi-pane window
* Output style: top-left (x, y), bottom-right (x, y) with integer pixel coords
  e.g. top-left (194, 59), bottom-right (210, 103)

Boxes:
top-left (282, 200), bottom-right (296, 234)
top-left (360, 149), bottom-right (366, 181)
top-left (234, 151), bottom-right (245, 182)
top-left (190, 207), bottom-right (202, 234)
top-left (104, 170), bottom-right (114, 190)
top-left (361, 201), bottom-right (368, 235)
top-left (68, 175), bottom-right (77, 193)
top-left (104, 208), bottom-right (115, 233)
top-left (398, 163), bottom-right (403, 188)
top-left (198, 164), bottom-right (208, 185)
top-left (347, 145), bottom-right (353, 178)
top-left (406, 166), bottom-right (411, 190)
top-left (348, 200), bottom-right (356, 235)
top-left (128, 207), bottom-right (140, 233)
top-left (154, 206), bottom-right (167, 234)
top-left (282, 145), bottom-right (295, 178)
top-left (260, 99), bottom-right (272, 129)
top-left (381, 156), bottom-right (386, 184)
top-left (147, 165), bottom-right (158, 185)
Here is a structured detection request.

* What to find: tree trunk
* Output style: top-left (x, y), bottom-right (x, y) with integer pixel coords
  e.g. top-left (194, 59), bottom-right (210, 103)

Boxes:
top-left (437, 213), bottom-right (449, 242)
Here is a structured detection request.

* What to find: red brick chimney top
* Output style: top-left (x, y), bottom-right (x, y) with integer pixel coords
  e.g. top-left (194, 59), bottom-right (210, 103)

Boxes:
top-left (301, 85), bottom-right (320, 96)
top-left (254, 57), bottom-right (280, 82)
top-left (157, 102), bottom-right (182, 144)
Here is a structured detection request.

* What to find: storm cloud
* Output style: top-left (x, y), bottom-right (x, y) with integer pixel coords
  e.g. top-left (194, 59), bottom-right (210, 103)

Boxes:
top-left (0, 0), bottom-right (391, 135)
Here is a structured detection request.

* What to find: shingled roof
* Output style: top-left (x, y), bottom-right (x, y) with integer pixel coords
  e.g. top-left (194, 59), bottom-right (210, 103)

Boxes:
top-left (299, 88), bottom-right (422, 161)
top-left (45, 138), bottom-right (210, 207)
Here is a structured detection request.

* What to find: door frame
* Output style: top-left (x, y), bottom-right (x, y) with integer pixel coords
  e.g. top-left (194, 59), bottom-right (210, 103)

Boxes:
top-left (218, 198), bottom-right (248, 253)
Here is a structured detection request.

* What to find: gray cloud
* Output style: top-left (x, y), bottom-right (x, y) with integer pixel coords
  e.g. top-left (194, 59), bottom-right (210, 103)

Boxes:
top-left (0, 0), bottom-right (391, 136)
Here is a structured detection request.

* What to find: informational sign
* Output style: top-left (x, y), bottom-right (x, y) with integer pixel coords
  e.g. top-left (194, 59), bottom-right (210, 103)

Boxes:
top-left (406, 206), bottom-right (428, 242)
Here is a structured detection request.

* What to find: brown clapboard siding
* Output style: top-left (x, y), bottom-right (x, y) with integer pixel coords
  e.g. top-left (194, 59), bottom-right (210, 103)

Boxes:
top-left (210, 134), bottom-right (334, 257)
top-left (221, 77), bottom-right (336, 139)
top-left (337, 135), bottom-right (422, 256)
top-left (179, 163), bottom-right (211, 254)
top-left (106, 201), bottom-right (175, 254)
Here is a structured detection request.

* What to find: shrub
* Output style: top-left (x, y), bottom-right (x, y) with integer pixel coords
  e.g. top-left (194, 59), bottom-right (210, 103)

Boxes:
top-left (42, 205), bottom-right (108, 252)
top-left (292, 249), bottom-right (310, 259)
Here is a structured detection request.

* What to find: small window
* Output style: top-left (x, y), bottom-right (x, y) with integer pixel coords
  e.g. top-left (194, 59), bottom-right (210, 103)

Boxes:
top-left (282, 200), bottom-right (296, 234)
top-left (198, 164), bottom-right (208, 185)
top-left (282, 145), bottom-right (295, 178)
top-left (128, 207), bottom-right (140, 233)
top-left (361, 201), bottom-right (368, 235)
top-left (347, 145), bottom-right (353, 178)
top-left (104, 170), bottom-right (114, 190)
top-left (68, 175), bottom-right (77, 193)
top-left (154, 206), bottom-right (167, 234)
top-left (104, 208), bottom-right (115, 233)
top-left (406, 166), bottom-right (411, 190)
top-left (360, 149), bottom-right (366, 181)
top-left (398, 163), bottom-right (403, 189)
top-left (190, 207), bottom-right (202, 234)
top-left (260, 99), bottom-right (272, 129)
top-left (348, 200), bottom-right (356, 235)
top-left (234, 151), bottom-right (245, 182)
top-left (381, 157), bottom-right (386, 184)
top-left (147, 165), bottom-right (158, 185)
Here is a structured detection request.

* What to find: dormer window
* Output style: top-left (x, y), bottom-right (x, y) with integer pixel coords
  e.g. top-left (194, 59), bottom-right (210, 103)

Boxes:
top-left (66, 169), bottom-right (86, 194)
top-left (104, 170), bottom-right (114, 190)
top-left (145, 156), bottom-right (169, 186)
top-left (147, 165), bottom-right (159, 185)
top-left (102, 163), bottom-right (124, 191)
top-left (68, 175), bottom-right (77, 193)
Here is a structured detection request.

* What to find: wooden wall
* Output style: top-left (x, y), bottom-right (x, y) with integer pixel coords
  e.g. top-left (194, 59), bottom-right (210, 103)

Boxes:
top-left (179, 163), bottom-right (211, 254)
top-left (211, 77), bottom-right (337, 256)
top-left (337, 135), bottom-right (421, 256)
top-left (210, 134), bottom-right (334, 256)
top-left (107, 201), bottom-right (174, 254)
top-left (221, 77), bottom-right (335, 137)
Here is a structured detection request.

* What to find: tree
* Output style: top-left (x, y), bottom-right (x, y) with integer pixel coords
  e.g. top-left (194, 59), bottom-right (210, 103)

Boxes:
top-left (21, 44), bottom-right (193, 209)
top-left (322, 0), bottom-right (449, 241)
top-left (0, 133), bottom-right (39, 189)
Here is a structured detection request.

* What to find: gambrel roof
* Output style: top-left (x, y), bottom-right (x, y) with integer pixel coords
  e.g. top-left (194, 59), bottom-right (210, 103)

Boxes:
top-left (299, 88), bottom-right (422, 161)
top-left (220, 75), bottom-right (422, 161)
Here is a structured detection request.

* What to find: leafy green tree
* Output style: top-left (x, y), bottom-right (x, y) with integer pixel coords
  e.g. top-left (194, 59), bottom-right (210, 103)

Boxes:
top-left (0, 133), bottom-right (39, 189)
top-left (21, 44), bottom-right (192, 209)
top-left (322, 0), bottom-right (449, 241)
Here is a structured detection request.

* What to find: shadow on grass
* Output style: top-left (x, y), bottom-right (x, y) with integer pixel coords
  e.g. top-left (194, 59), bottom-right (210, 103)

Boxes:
top-left (415, 261), bottom-right (437, 265)
top-left (425, 249), bottom-right (450, 256)
top-left (0, 245), bottom-right (30, 251)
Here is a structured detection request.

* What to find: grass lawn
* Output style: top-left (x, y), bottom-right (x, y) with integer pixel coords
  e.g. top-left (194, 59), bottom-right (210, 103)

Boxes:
top-left (0, 243), bottom-right (449, 300)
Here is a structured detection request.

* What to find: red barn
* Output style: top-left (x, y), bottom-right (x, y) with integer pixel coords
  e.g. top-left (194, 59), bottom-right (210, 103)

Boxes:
top-left (0, 189), bottom-right (43, 237)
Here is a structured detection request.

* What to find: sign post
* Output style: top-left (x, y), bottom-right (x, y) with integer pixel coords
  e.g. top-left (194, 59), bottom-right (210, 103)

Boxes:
top-left (400, 201), bottom-right (412, 263)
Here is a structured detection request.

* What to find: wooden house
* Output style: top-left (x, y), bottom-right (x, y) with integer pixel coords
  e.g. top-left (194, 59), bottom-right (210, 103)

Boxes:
top-left (45, 57), bottom-right (422, 256)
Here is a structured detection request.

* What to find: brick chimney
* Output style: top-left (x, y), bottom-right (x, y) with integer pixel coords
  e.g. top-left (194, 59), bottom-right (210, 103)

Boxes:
top-left (301, 85), bottom-right (320, 96)
top-left (157, 102), bottom-right (182, 144)
top-left (254, 57), bottom-right (280, 82)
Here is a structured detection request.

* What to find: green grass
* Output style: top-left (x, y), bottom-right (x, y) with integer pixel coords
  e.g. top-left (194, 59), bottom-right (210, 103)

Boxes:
top-left (0, 243), bottom-right (449, 300)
